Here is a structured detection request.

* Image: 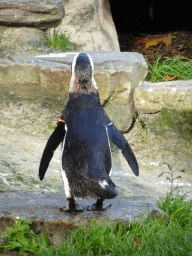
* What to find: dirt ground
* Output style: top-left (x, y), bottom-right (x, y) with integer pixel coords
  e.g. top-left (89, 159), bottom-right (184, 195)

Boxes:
top-left (0, 114), bottom-right (192, 201)
top-left (120, 31), bottom-right (192, 65)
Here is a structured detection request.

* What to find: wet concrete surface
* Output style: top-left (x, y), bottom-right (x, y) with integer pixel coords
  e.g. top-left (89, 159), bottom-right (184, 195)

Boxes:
top-left (0, 190), bottom-right (157, 222)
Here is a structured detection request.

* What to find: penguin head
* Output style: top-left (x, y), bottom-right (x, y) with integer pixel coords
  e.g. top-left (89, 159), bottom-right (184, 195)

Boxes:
top-left (69, 53), bottom-right (97, 93)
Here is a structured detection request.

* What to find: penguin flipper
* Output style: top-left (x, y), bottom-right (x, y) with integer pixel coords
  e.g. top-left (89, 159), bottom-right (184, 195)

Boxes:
top-left (107, 122), bottom-right (139, 177)
top-left (39, 122), bottom-right (65, 181)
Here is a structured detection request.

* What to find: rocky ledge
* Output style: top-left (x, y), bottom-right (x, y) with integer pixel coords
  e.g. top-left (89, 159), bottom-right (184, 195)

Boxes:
top-left (0, 51), bottom-right (148, 132)
top-left (0, 190), bottom-right (167, 246)
top-left (135, 80), bottom-right (192, 113)
top-left (0, 0), bottom-right (65, 51)
top-left (0, 0), bottom-right (65, 29)
top-left (0, 51), bottom-right (192, 132)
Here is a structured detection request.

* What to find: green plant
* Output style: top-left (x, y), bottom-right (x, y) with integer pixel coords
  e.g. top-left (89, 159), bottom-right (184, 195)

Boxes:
top-left (47, 121), bottom-right (54, 130)
top-left (158, 189), bottom-right (192, 227)
top-left (45, 30), bottom-right (76, 51)
top-left (53, 202), bottom-right (192, 255)
top-left (0, 217), bottom-right (49, 256)
top-left (158, 163), bottom-right (185, 192)
top-left (146, 55), bottom-right (192, 82)
top-left (29, 177), bottom-right (40, 185)
top-left (16, 175), bottom-right (24, 182)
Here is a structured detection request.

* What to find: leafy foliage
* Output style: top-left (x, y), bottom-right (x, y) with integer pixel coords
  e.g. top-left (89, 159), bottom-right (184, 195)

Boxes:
top-left (0, 218), bottom-right (49, 256)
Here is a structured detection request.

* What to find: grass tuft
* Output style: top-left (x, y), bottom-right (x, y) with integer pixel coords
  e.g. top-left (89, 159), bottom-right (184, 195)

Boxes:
top-left (44, 31), bottom-right (77, 51)
top-left (158, 189), bottom-right (192, 227)
top-left (146, 55), bottom-right (192, 82)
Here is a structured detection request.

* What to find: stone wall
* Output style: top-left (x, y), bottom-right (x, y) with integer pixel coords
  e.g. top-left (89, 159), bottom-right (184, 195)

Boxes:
top-left (0, 0), bottom-right (119, 52)
top-left (0, 0), bottom-right (65, 50)
top-left (0, 52), bottom-right (148, 132)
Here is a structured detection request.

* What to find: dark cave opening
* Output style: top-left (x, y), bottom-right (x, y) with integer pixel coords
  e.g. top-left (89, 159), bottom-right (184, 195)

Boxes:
top-left (109, 1), bottom-right (191, 52)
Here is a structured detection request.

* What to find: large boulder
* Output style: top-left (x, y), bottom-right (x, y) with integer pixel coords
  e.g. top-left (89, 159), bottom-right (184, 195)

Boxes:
top-left (47, 0), bottom-right (119, 51)
top-left (0, 0), bottom-right (65, 30)
top-left (0, 52), bottom-right (148, 132)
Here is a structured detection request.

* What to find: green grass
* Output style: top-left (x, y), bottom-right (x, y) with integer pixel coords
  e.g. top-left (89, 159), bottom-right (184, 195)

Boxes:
top-left (1, 191), bottom-right (192, 256)
top-left (0, 218), bottom-right (49, 256)
top-left (44, 31), bottom-right (77, 51)
top-left (146, 55), bottom-right (192, 82)
top-left (158, 190), bottom-right (192, 227)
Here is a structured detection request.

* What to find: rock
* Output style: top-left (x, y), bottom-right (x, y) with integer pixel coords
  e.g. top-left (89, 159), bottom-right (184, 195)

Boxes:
top-left (134, 80), bottom-right (192, 113)
top-left (0, 190), bottom-right (160, 246)
top-left (149, 207), bottom-right (170, 222)
top-left (0, 52), bottom-right (148, 131)
top-left (47, 0), bottom-right (119, 51)
top-left (0, 25), bottom-right (7, 42)
top-left (1, 27), bottom-right (45, 49)
top-left (0, 0), bottom-right (65, 30)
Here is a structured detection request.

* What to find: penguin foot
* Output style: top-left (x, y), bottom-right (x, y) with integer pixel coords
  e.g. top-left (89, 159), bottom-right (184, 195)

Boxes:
top-left (87, 198), bottom-right (112, 211)
top-left (87, 204), bottom-right (111, 211)
top-left (60, 198), bottom-right (84, 213)
top-left (60, 206), bottom-right (84, 212)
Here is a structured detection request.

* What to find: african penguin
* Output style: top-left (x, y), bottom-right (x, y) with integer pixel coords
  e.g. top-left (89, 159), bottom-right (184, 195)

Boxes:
top-left (39, 53), bottom-right (139, 212)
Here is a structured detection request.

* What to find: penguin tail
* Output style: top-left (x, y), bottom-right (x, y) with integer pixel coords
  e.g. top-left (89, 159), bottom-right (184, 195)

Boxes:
top-left (95, 178), bottom-right (117, 199)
